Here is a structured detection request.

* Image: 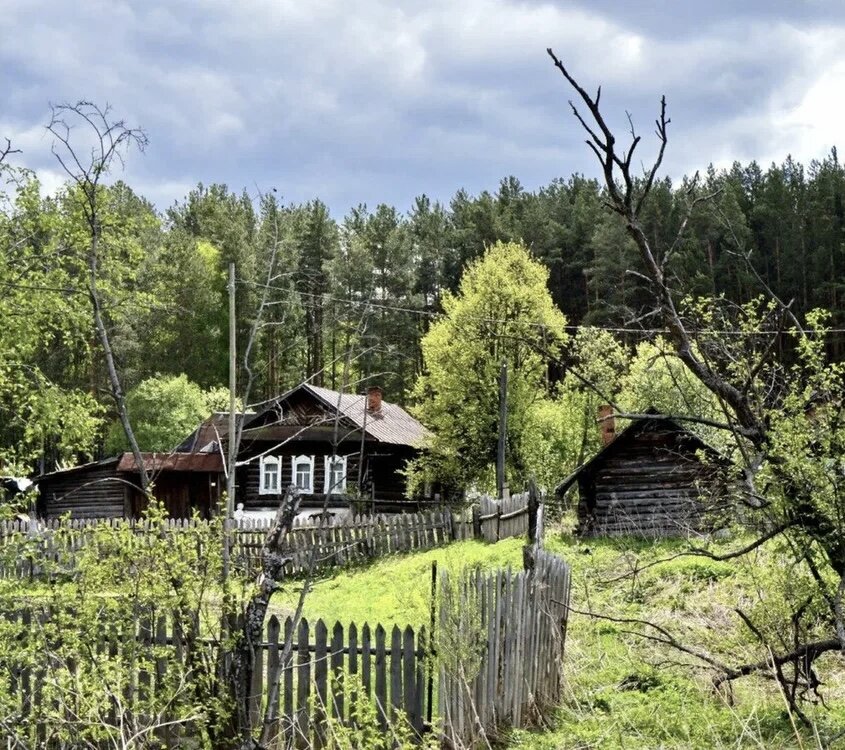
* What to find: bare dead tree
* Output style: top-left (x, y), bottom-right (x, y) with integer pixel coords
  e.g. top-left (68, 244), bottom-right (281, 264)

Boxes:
top-left (0, 137), bottom-right (20, 168)
top-left (547, 49), bottom-right (845, 717)
top-left (46, 102), bottom-right (150, 493)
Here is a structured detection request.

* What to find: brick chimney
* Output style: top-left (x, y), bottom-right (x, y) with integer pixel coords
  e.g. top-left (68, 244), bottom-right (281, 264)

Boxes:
top-left (366, 385), bottom-right (384, 413)
top-left (598, 404), bottom-right (615, 446)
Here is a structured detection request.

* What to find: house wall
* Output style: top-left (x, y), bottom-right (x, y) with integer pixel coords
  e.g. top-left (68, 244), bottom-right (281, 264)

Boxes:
top-left (236, 441), bottom-right (363, 510)
top-left (578, 427), bottom-right (724, 537)
top-left (39, 465), bottom-right (222, 520)
top-left (236, 441), bottom-right (414, 510)
top-left (130, 472), bottom-right (222, 519)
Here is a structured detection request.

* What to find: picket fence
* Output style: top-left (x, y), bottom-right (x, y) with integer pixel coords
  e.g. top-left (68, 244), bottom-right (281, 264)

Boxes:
top-left (0, 493), bottom-right (536, 581)
top-left (0, 542), bottom-right (571, 748)
top-left (233, 510), bottom-right (454, 576)
top-left (438, 547), bottom-right (571, 747)
top-left (1, 608), bottom-right (431, 749)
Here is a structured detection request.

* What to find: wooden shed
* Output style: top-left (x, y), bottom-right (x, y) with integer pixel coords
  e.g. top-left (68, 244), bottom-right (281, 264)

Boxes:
top-left (35, 452), bottom-right (223, 520)
top-left (557, 414), bottom-right (730, 537)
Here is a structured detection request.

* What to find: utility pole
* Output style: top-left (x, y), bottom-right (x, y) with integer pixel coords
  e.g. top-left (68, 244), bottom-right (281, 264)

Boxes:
top-left (223, 262), bottom-right (237, 582)
top-left (496, 360), bottom-right (507, 499)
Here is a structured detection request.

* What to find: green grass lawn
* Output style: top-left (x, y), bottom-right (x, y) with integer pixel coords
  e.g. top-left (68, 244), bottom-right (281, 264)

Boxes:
top-left (272, 526), bottom-right (845, 749)
top-left (270, 537), bottom-right (526, 627)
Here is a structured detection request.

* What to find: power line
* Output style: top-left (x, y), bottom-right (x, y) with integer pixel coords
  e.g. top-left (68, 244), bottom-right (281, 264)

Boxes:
top-left (237, 277), bottom-right (845, 337)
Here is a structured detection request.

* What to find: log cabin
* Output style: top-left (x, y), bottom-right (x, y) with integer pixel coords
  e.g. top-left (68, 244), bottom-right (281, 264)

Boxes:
top-left (557, 410), bottom-right (731, 538)
top-left (234, 383), bottom-right (429, 517)
top-left (34, 452), bottom-right (224, 520)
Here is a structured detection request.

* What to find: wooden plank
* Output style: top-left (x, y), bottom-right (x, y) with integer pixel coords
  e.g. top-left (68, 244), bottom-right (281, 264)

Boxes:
top-left (282, 617), bottom-right (294, 742)
top-left (414, 626), bottom-right (426, 736)
top-left (362, 623), bottom-right (372, 701)
top-left (374, 624), bottom-right (387, 729)
top-left (402, 626), bottom-right (416, 733)
top-left (348, 622), bottom-right (358, 729)
top-left (251, 617), bottom-right (265, 728)
top-left (314, 619), bottom-right (328, 749)
top-left (331, 621), bottom-right (344, 723)
top-left (390, 625), bottom-right (402, 723)
top-left (295, 618), bottom-right (310, 749)
top-left (266, 615), bottom-right (281, 743)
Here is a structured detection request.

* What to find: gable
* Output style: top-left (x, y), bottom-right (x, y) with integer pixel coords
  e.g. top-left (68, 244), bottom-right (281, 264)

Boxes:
top-left (557, 416), bottom-right (722, 495)
top-left (242, 384), bottom-right (428, 447)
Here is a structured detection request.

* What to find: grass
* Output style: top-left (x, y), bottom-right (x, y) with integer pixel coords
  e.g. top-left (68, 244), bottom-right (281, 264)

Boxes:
top-left (270, 537), bottom-right (526, 627)
top-left (270, 524), bottom-right (845, 749)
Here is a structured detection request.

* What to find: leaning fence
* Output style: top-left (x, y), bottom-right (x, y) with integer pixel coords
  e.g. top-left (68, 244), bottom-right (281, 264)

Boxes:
top-left (438, 547), bottom-right (571, 747)
top-left (0, 491), bottom-right (537, 581)
top-left (0, 499), bottom-right (570, 748)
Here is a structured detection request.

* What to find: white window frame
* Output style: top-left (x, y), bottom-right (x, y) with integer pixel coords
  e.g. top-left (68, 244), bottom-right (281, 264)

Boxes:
top-left (258, 455), bottom-right (281, 495)
top-left (292, 455), bottom-right (315, 493)
top-left (324, 454), bottom-right (348, 494)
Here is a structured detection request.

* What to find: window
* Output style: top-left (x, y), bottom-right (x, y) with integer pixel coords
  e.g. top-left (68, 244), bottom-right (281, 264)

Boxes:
top-left (259, 456), bottom-right (281, 495)
top-left (324, 455), bottom-right (348, 494)
top-left (292, 455), bottom-right (314, 493)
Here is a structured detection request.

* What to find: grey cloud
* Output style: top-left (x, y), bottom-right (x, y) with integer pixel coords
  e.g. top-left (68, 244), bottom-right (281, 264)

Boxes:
top-left (2, 1), bottom-right (845, 217)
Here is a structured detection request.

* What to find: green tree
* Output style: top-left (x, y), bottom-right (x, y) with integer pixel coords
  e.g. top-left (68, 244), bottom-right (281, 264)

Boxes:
top-left (105, 373), bottom-right (220, 453)
top-left (0, 167), bottom-right (104, 472)
top-left (410, 241), bottom-right (567, 493)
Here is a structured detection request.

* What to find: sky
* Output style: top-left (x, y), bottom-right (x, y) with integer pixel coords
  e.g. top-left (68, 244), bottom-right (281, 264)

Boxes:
top-left (3, 0), bottom-right (845, 217)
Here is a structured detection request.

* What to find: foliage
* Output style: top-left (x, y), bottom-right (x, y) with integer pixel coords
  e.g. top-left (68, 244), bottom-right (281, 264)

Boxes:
top-left (519, 327), bottom-right (631, 493)
top-left (0, 173), bottom-right (104, 470)
top-left (410, 241), bottom-right (568, 493)
top-left (0, 504), bottom-right (231, 747)
top-left (617, 337), bottom-right (726, 447)
top-left (105, 373), bottom-right (226, 453)
top-left (320, 671), bottom-right (440, 750)
top-left (276, 531), bottom-right (845, 749)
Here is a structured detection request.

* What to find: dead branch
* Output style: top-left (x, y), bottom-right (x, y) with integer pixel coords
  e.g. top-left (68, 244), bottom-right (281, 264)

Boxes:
top-left (547, 49), bottom-right (766, 446)
top-left (0, 137), bottom-right (20, 167)
top-left (46, 102), bottom-right (149, 493)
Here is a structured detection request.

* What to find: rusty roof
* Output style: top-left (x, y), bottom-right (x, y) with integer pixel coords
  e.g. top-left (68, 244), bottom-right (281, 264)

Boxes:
top-left (246, 383), bottom-right (429, 447)
top-left (176, 412), bottom-right (252, 453)
top-left (116, 452), bottom-right (224, 473)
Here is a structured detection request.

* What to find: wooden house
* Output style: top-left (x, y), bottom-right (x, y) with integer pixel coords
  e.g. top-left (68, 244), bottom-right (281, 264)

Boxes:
top-left (234, 383), bottom-right (429, 516)
top-left (34, 383), bottom-right (428, 520)
top-left (556, 411), bottom-right (729, 537)
top-left (35, 452), bottom-right (224, 520)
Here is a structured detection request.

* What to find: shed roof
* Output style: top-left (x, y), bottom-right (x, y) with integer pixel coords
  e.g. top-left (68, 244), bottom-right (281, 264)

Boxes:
top-left (34, 457), bottom-right (120, 482)
top-left (555, 413), bottom-right (720, 496)
top-left (116, 452), bottom-right (224, 473)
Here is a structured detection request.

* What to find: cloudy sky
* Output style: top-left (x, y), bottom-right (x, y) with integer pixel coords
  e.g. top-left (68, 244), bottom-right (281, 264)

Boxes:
top-left (3, 0), bottom-right (845, 216)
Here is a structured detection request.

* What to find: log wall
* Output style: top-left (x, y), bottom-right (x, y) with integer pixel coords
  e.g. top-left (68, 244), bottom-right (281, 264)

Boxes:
top-left (578, 426), bottom-right (723, 538)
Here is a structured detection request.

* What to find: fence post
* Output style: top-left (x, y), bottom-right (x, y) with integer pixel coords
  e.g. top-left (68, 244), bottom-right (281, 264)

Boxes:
top-left (471, 505), bottom-right (481, 540)
top-left (527, 479), bottom-right (539, 545)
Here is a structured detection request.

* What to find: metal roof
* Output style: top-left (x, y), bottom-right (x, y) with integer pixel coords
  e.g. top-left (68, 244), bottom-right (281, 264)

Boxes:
top-left (116, 452), bottom-right (224, 473)
top-left (304, 384), bottom-right (429, 447)
top-left (246, 383), bottom-right (429, 447)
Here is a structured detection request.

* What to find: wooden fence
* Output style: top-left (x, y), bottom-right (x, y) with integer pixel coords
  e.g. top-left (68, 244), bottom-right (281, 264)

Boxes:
top-left (234, 510), bottom-right (454, 576)
top-left (0, 492), bottom-right (537, 581)
top-left (477, 491), bottom-right (531, 543)
top-left (1, 607), bottom-right (432, 748)
top-left (438, 547), bottom-right (571, 747)
top-left (0, 510), bottom-right (456, 580)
